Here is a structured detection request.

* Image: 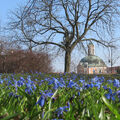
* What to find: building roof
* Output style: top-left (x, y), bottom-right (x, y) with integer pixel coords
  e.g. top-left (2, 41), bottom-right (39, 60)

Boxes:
top-left (88, 42), bottom-right (94, 46)
top-left (79, 55), bottom-right (106, 67)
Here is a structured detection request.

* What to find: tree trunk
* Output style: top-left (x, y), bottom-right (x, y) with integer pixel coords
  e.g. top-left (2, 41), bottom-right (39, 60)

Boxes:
top-left (64, 50), bottom-right (71, 73)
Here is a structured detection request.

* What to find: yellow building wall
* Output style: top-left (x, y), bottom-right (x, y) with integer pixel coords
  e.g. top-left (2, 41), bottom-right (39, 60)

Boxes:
top-left (88, 67), bottom-right (107, 74)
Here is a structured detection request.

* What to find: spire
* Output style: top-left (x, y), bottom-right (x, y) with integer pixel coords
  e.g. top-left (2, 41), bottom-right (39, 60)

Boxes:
top-left (88, 43), bottom-right (94, 56)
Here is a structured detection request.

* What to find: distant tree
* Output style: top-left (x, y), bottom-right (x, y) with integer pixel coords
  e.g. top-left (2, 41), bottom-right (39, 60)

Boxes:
top-left (20, 51), bottom-right (53, 73)
top-left (0, 49), bottom-right (53, 73)
top-left (9, 0), bottom-right (120, 72)
top-left (104, 46), bottom-right (120, 73)
top-left (117, 67), bottom-right (120, 74)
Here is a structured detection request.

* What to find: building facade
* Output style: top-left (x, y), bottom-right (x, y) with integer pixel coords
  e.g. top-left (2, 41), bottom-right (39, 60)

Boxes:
top-left (107, 66), bottom-right (120, 74)
top-left (77, 43), bottom-right (107, 74)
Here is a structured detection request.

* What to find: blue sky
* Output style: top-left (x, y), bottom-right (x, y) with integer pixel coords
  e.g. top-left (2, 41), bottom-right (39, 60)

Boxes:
top-left (0, 0), bottom-right (120, 72)
top-left (0, 0), bottom-right (18, 24)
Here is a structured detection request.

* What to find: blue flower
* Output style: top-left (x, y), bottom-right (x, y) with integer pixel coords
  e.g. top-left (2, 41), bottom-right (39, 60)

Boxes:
top-left (42, 111), bottom-right (44, 118)
top-left (17, 80), bottom-right (24, 87)
top-left (103, 85), bottom-right (107, 90)
top-left (105, 93), bottom-right (115, 101)
top-left (25, 80), bottom-right (36, 94)
top-left (39, 90), bottom-right (54, 99)
top-left (113, 79), bottom-right (120, 87)
top-left (9, 92), bottom-right (14, 97)
top-left (94, 82), bottom-right (101, 89)
top-left (105, 93), bottom-right (111, 99)
top-left (90, 83), bottom-right (94, 88)
top-left (48, 77), bottom-right (65, 89)
top-left (60, 77), bottom-right (65, 86)
top-left (107, 80), bottom-right (113, 84)
top-left (52, 97), bottom-right (56, 103)
top-left (67, 80), bottom-right (77, 88)
top-left (0, 80), bottom-right (3, 84)
top-left (25, 87), bottom-right (33, 94)
top-left (91, 76), bottom-right (99, 83)
top-left (32, 84), bottom-right (36, 90)
top-left (7, 80), bottom-right (13, 86)
top-left (56, 107), bottom-right (66, 117)
top-left (43, 92), bottom-right (53, 97)
top-left (78, 92), bottom-right (80, 96)
top-left (79, 79), bottom-right (85, 84)
top-left (36, 96), bottom-right (45, 107)
top-left (116, 90), bottom-right (120, 101)
top-left (85, 84), bottom-right (90, 89)
top-left (14, 80), bottom-right (18, 93)
top-left (20, 77), bottom-right (25, 82)
top-left (27, 75), bottom-right (32, 82)
top-left (116, 90), bottom-right (120, 95)
top-left (9, 92), bottom-right (22, 99)
top-left (67, 102), bottom-right (70, 109)
top-left (105, 88), bottom-right (116, 101)
top-left (56, 102), bottom-right (70, 117)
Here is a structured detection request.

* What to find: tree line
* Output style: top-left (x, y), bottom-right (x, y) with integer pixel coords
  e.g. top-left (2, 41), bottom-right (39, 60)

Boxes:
top-left (0, 47), bottom-right (52, 73)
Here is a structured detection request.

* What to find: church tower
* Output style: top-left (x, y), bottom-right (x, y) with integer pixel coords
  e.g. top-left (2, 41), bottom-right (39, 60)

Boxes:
top-left (88, 43), bottom-right (94, 56)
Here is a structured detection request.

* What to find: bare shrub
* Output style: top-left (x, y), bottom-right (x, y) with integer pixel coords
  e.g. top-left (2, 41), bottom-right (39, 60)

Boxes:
top-left (0, 49), bottom-right (52, 73)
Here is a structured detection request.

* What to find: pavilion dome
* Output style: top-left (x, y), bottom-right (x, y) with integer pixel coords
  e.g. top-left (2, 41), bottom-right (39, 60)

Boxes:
top-left (80, 55), bottom-right (106, 67)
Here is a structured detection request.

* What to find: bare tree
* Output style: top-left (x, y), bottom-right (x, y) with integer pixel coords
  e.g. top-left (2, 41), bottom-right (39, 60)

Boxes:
top-left (70, 60), bottom-right (77, 73)
top-left (104, 46), bottom-right (120, 73)
top-left (8, 0), bottom-right (120, 72)
top-left (0, 49), bottom-right (53, 73)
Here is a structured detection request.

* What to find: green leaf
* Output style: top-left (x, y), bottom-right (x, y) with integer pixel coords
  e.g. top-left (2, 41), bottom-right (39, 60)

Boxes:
top-left (42, 108), bottom-right (56, 120)
top-left (99, 105), bottom-right (105, 120)
top-left (2, 112), bottom-right (23, 120)
top-left (102, 95), bottom-right (120, 120)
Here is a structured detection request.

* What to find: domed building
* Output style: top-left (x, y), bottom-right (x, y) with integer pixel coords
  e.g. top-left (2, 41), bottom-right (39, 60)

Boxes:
top-left (77, 43), bottom-right (107, 74)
